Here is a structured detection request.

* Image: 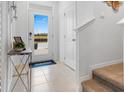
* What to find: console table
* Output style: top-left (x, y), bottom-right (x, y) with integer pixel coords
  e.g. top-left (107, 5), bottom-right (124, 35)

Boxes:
top-left (7, 49), bottom-right (32, 92)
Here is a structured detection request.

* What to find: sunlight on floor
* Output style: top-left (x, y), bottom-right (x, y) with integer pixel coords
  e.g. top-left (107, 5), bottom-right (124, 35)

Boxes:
top-left (34, 48), bottom-right (48, 55)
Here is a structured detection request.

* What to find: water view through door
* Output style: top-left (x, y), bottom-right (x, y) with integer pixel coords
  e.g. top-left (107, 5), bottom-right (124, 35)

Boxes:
top-left (29, 6), bottom-right (53, 62)
top-left (34, 15), bottom-right (48, 55)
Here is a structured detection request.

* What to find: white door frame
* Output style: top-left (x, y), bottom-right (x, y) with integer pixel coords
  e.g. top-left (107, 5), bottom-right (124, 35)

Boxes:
top-left (74, 2), bottom-right (80, 91)
top-left (28, 5), bottom-right (53, 62)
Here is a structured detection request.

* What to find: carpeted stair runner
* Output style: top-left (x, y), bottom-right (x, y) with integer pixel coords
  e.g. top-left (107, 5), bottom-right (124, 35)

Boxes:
top-left (82, 63), bottom-right (124, 92)
top-left (82, 79), bottom-right (113, 92)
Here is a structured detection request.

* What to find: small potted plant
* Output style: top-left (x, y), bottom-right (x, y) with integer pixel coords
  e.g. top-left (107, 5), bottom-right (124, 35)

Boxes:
top-left (13, 42), bottom-right (25, 52)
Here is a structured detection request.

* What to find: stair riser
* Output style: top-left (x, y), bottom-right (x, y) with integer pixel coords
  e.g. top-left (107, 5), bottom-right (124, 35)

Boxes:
top-left (83, 86), bottom-right (94, 92)
top-left (93, 72), bottom-right (124, 92)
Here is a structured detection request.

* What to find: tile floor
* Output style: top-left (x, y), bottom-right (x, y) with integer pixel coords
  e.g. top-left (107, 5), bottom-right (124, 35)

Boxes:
top-left (31, 62), bottom-right (77, 92)
top-left (34, 48), bottom-right (48, 55)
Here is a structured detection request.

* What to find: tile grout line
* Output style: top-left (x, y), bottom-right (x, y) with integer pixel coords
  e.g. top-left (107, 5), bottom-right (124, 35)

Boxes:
top-left (42, 70), bottom-right (49, 82)
top-left (31, 63), bottom-right (77, 92)
top-left (31, 69), bottom-right (48, 88)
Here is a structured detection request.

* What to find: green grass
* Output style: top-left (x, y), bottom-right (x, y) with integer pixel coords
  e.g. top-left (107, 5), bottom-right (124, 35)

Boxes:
top-left (34, 34), bottom-right (48, 43)
top-left (34, 35), bottom-right (48, 39)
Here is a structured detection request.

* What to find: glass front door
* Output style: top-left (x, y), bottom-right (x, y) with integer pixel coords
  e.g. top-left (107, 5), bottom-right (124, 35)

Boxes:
top-left (34, 15), bottom-right (48, 55)
top-left (29, 7), bottom-right (53, 62)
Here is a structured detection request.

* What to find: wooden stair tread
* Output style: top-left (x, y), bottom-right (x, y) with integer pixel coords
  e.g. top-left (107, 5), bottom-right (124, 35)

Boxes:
top-left (82, 79), bottom-right (113, 92)
top-left (93, 63), bottom-right (124, 90)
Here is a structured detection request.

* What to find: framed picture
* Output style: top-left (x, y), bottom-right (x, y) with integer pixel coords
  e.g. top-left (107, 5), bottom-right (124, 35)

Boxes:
top-left (14, 36), bottom-right (23, 43)
top-left (105, 1), bottom-right (122, 11)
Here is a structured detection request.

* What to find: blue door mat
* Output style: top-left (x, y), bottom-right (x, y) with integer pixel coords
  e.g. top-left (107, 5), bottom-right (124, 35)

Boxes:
top-left (30, 60), bottom-right (56, 68)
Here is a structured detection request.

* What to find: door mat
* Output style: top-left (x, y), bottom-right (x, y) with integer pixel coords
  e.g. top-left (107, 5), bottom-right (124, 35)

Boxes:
top-left (30, 60), bottom-right (56, 68)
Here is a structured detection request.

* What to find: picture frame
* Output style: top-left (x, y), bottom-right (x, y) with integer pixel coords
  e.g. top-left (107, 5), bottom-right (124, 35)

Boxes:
top-left (14, 36), bottom-right (23, 43)
top-left (105, 1), bottom-right (122, 11)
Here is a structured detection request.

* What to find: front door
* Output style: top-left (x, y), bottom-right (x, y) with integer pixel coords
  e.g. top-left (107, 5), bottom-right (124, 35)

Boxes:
top-left (64, 5), bottom-right (76, 70)
top-left (29, 6), bottom-right (53, 62)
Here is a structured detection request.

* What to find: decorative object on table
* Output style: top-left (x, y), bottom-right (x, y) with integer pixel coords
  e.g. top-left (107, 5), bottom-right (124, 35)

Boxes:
top-left (13, 36), bottom-right (26, 52)
top-left (14, 36), bottom-right (23, 43)
top-left (105, 1), bottom-right (122, 11)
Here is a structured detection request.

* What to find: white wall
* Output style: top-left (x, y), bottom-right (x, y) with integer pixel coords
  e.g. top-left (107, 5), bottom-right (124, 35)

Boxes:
top-left (12, 1), bottom-right (59, 61)
top-left (13, 2), bottom-right (29, 48)
top-left (76, 2), bottom-right (94, 27)
top-left (1, 2), bottom-right (10, 91)
top-left (77, 2), bottom-right (123, 79)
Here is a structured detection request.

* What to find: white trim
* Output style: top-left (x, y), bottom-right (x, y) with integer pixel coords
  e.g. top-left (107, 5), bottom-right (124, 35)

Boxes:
top-left (79, 74), bottom-right (92, 92)
top-left (74, 2), bottom-right (80, 92)
top-left (80, 74), bottom-right (92, 82)
top-left (117, 18), bottom-right (124, 25)
top-left (74, 17), bottom-right (95, 32)
top-left (89, 58), bottom-right (122, 71)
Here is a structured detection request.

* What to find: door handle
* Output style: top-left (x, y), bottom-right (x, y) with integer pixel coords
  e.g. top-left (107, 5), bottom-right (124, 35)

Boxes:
top-left (29, 32), bottom-right (32, 40)
top-left (72, 39), bottom-right (76, 41)
top-left (29, 32), bottom-right (32, 37)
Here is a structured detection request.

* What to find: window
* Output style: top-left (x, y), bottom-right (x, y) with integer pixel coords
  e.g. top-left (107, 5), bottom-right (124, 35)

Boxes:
top-left (34, 15), bottom-right (49, 55)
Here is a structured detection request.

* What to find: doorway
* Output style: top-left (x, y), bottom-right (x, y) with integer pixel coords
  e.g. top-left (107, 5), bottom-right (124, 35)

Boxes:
top-left (29, 5), bottom-right (53, 62)
top-left (34, 15), bottom-right (48, 55)
top-left (64, 5), bottom-right (76, 70)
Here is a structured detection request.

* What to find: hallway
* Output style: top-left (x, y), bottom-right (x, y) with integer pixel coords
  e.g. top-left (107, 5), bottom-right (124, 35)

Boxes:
top-left (31, 62), bottom-right (76, 92)
top-left (0, 1), bottom-right (124, 92)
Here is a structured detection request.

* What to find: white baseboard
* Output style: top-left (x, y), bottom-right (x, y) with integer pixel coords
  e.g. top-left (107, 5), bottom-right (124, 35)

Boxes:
top-left (80, 58), bottom-right (122, 83)
top-left (89, 58), bottom-right (122, 71)
top-left (79, 74), bottom-right (92, 92)
top-left (80, 74), bottom-right (92, 82)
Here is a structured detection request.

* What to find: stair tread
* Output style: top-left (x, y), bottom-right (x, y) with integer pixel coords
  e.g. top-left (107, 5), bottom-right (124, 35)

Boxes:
top-left (82, 79), bottom-right (113, 92)
top-left (93, 63), bottom-right (124, 89)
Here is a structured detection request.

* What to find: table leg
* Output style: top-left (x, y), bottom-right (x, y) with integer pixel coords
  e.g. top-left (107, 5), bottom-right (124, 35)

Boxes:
top-left (10, 55), bottom-right (30, 91)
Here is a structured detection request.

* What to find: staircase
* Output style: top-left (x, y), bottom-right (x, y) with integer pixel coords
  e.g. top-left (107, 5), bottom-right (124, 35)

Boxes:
top-left (82, 63), bottom-right (124, 92)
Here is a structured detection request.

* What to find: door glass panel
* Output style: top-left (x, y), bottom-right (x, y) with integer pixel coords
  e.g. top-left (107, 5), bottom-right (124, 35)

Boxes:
top-left (34, 15), bottom-right (48, 55)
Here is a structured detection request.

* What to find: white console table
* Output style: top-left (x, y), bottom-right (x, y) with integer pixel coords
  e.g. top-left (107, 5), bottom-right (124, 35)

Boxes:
top-left (7, 49), bottom-right (32, 92)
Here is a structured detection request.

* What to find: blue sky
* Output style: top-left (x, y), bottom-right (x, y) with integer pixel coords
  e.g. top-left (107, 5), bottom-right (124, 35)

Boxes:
top-left (34, 15), bottom-right (48, 34)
